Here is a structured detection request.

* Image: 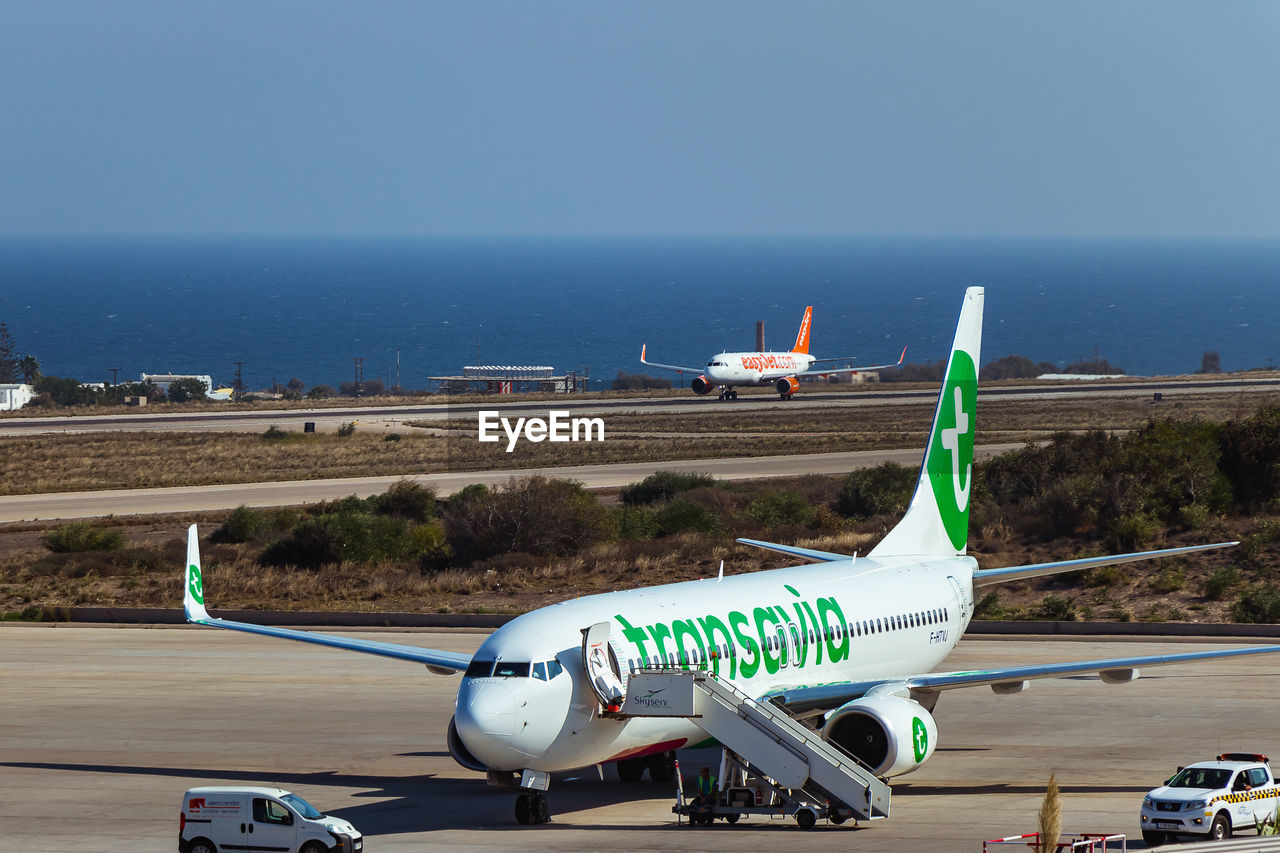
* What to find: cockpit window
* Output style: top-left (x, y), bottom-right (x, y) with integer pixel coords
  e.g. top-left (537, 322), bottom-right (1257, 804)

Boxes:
top-left (546, 659), bottom-right (564, 679)
top-left (493, 661), bottom-right (531, 678)
top-left (465, 659), bottom-right (495, 678)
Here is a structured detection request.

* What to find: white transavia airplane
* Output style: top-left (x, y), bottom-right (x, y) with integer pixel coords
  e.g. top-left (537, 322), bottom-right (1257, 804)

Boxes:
top-left (183, 287), bottom-right (1278, 828)
top-left (639, 305), bottom-right (906, 400)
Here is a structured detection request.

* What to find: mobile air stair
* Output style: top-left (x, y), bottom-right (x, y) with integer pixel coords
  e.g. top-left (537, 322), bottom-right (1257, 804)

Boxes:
top-left (616, 667), bottom-right (892, 828)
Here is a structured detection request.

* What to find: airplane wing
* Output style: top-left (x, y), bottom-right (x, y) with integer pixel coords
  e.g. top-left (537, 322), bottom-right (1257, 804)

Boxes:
top-left (181, 525), bottom-right (471, 674)
top-left (640, 344), bottom-right (704, 375)
top-left (736, 537), bottom-right (852, 562)
top-left (801, 346), bottom-right (907, 376)
top-left (974, 541), bottom-right (1238, 587)
top-left (766, 643), bottom-right (1280, 714)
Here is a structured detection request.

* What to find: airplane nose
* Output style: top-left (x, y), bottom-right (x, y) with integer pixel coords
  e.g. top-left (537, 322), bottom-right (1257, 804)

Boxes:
top-left (453, 682), bottom-right (520, 768)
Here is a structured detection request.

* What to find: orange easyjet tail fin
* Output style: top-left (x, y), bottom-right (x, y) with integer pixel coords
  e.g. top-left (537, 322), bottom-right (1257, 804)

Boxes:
top-left (791, 306), bottom-right (813, 354)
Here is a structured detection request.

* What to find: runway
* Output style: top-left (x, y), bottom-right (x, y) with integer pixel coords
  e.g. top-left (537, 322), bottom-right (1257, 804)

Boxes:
top-left (2, 376), bottom-right (1277, 435)
top-left (0, 444), bottom-right (1023, 523)
top-left (3, 624), bottom-right (1278, 851)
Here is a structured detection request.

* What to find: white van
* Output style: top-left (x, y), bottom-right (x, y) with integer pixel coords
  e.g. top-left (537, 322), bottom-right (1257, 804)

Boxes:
top-left (179, 786), bottom-right (363, 853)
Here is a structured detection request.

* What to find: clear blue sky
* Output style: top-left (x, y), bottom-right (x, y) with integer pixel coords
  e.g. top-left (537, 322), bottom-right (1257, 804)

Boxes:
top-left (1, 2), bottom-right (1276, 237)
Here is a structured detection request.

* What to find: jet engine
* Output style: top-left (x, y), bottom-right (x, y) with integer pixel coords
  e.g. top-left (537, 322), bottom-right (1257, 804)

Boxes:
top-left (691, 376), bottom-right (715, 395)
top-left (822, 695), bottom-right (938, 777)
top-left (775, 376), bottom-right (800, 397)
top-left (447, 715), bottom-right (488, 772)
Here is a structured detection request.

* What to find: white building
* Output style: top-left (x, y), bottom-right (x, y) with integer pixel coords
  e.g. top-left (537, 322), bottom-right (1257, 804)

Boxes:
top-left (140, 374), bottom-right (235, 402)
top-left (0, 384), bottom-right (34, 411)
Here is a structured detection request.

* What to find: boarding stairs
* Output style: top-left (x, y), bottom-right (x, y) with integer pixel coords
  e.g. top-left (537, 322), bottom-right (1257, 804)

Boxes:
top-left (617, 667), bottom-right (891, 821)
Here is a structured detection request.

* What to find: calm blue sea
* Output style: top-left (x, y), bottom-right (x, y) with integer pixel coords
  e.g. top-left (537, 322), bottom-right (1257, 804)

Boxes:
top-left (0, 236), bottom-right (1276, 391)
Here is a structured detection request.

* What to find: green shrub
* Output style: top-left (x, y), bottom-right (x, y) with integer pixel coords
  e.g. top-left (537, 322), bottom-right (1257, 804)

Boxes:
top-left (1177, 502), bottom-right (1211, 531)
top-left (384, 433), bottom-right (401, 442)
top-left (1150, 563), bottom-right (1186, 594)
top-left (1240, 519), bottom-right (1280, 564)
top-left (620, 471), bottom-right (717, 505)
top-left (375, 481), bottom-right (437, 522)
top-left (1108, 512), bottom-right (1158, 551)
top-left (443, 476), bottom-right (612, 564)
top-left (409, 522), bottom-right (451, 569)
top-left (973, 590), bottom-right (1004, 619)
top-left (315, 494), bottom-right (377, 515)
top-left (166, 377), bottom-right (208, 403)
top-left (742, 491), bottom-right (816, 527)
top-left (260, 512), bottom-right (412, 568)
top-left (262, 425), bottom-right (290, 440)
top-left (1202, 566), bottom-right (1241, 600)
top-left (1231, 584), bottom-right (1280, 623)
top-left (1038, 594), bottom-right (1076, 621)
top-left (337, 422), bottom-right (357, 437)
top-left (211, 505), bottom-right (262, 544)
top-left (836, 462), bottom-right (916, 518)
top-left (1108, 606), bottom-right (1133, 622)
top-left (651, 499), bottom-right (722, 536)
top-left (1218, 406), bottom-right (1280, 509)
top-left (43, 523), bottom-right (126, 553)
top-left (1084, 564), bottom-right (1123, 588)
top-left (615, 505), bottom-right (659, 540)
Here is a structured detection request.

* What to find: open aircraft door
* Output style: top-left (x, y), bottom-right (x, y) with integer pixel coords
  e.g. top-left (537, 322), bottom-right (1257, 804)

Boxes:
top-left (582, 622), bottom-right (626, 709)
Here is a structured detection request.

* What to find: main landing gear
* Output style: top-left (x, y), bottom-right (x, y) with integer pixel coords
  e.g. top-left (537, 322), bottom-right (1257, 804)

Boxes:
top-left (618, 750), bottom-right (677, 783)
top-left (515, 791), bottom-right (551, 824)
top-left (717, 388), bottom-right (738, 401)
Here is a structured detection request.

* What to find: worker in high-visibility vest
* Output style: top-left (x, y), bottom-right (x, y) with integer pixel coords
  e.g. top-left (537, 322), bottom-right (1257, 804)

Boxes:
top-left (690, 766), bottom-right (718, 823)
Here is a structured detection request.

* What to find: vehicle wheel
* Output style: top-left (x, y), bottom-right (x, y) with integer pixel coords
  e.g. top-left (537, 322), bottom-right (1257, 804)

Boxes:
top-left (515, 792), bottom-right (531, 824)
top-left (795, 808), bottom-right (817, 829)
top-left (830, 813), bottom-right (848, 825)
top-left (730, 391), bottom-right (738, 400)
top-left (300, 843), bottom-right (327, 853)
top-left (617, 758), bottom-right (645, 782)
top-left (1209, 812), bottom-right (1231, 840)
top-left (726, 813), bottom-right (740, 824)
top-left (648, 751), bottom-right (676, 783)
top-left (1141, 830), bottom-right (1164, 846)
top-left (532, 793), bottom-right (550, 824)
top-left (186, 839), bottom-right (216, 853)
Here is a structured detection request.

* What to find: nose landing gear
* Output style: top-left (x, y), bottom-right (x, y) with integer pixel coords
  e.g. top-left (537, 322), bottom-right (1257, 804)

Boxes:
top-left (716, 388), bottom-right (738, 401)
top-left (515, 791), bottom-right (551, 824)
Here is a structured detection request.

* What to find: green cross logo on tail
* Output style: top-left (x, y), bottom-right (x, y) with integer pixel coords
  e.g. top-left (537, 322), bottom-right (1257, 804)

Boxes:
top-left (912, 716), bottom-right (928, 763)
top-left (188, 564), bottom-right (204, 605)
top-left (927, 350), bottom-right (977, 550)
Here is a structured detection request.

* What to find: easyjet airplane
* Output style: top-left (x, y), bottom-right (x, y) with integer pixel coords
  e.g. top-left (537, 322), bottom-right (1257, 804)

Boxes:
top-left (639, 305), bottom-right (906, 399)
top-left (182, 287), bottom-right (1278, 829)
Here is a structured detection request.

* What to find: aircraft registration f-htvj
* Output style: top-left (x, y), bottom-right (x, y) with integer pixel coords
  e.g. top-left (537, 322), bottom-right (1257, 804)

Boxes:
top-left (639, 305), bottom-right (906, 400)
top-left (183, 287), bottom-right (1276, 827)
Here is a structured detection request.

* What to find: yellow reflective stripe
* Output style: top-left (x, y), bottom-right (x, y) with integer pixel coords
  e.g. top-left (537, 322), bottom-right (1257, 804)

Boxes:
top-left (1214, 787), bottom-right (1280, 805)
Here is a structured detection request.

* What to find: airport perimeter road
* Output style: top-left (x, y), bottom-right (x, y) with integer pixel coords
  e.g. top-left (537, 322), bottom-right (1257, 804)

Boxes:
top-left (4, 626), bottom-right (1279, 851)
top-left (0, 444), bottom-right (1022, 523)
top-left (2, 376), bottom-right (1278, 435)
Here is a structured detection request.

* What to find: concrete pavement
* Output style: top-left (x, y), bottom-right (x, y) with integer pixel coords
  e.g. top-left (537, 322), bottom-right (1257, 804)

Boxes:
top-left (3, 625), bottom-right (1278, 851)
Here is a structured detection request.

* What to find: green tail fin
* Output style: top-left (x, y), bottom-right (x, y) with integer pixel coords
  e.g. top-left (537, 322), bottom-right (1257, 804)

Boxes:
top-left (869, 287), bottom-right (983, 558)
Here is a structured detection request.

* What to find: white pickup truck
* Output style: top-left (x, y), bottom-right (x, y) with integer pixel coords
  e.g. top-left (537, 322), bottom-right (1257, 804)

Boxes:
top-left (1140, 753), bottom-right (1280, 844)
